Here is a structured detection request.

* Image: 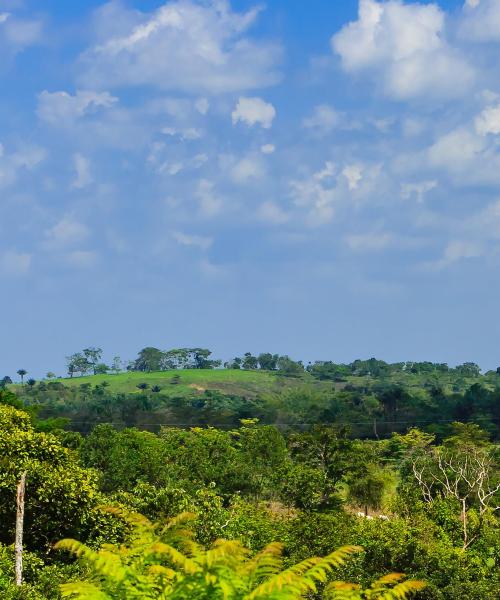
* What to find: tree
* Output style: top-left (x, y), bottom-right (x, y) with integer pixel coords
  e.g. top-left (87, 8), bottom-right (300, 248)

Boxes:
top-left (56, 510), bottom-right (425, 599)
top-left (151, 385), bottom-right (162, 393)
top-left (132, 347), bottom-right (165, 372)
top-left (0, 404), bottom-right (107, 550)
top-left (82, 348), bottom-right (103, 375)
top-left (66, 353), bottom-right (91, 377)
top-left (94, 363), bottom-right (109, 375)
top-left (137, 383), bottom-right (150, 392)
top-left (410, 425), bottom-right (499, 549)
top-left (111, 356), bottom-right (122, 375)
top-left (26, 378), bottom-right (36, 389)
top-left (257, 353), bottom-right (279, 371)
top-left (46, 372), bottom-right (56, 379)
top-left (0, 376), bottom-right (12, 389)
top-left (16, 369), bottom-right (27, 385)
top-left (276, 356), bottom-right (303, 377)
top-left (242, 352), bottom-right (258, 370)
top-left (348, 468), bottom-right (388, 516)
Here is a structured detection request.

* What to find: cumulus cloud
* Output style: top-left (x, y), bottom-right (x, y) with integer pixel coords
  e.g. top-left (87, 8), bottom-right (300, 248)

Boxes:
top-left (66, 250), bottom-right (97, 268)
top-left (78, 0), bottom-right (281, 93)
top-left (172, 231), bottom-right (213, 250)
top-left (0, 11), bottom-right (43, 58)
top-left (230, 155), bottom-right (265, 183)
top-left (303, 104), bottom-right (339, 134)
top-left (460, 0), bottom-right (500, 42)
top-left (345, 232), bottom-right (394, 251)
top-left (257, 201), bottom-right (289, 224)
top-left (71, 153), bottom-right (93, 189)
top-left (342, 165), bottom-right (363, 190)
top-left (45, 217), bottom-right (89, 248)
top-left (196, 179), bottom-right (222, 217)
top-left (0, 250), bottom-right (31, 274)
top-left (0, 143), bottom-right (46, 187)
top-left (432, 240), bottom-right (484, 269)
top-left (232, 97), bottom-right (276, 129)
top-left (37, 89), bottom-right (118, 125)
top-left (332, 0), bottom-right (474, 100)
top-left (260, 144), bottom-right (275, 155)
top-left (401, 180), bottom-right (437, 203)
top-left (290, 161), bottom-right (338, 225)
top-left (195, 97), bottom-right (210, 115)
top-left (161, 126), bottom-right (203, 140)
top-left (475, 104), bottom-right (500, 136)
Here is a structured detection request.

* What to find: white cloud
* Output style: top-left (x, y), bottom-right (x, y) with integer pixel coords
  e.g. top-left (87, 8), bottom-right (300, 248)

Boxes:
top-left (260, 144), bottom-right (275, 154)
top-left (0, 11), bottom-right (43, 56)
top-left (433, 240), bottom-right (483, 269)
top-left (0, 143), bottom-right (46, 187)
top-left (231, 155), bottom-right (265, 183)
top-left (66, 250), bottom-right (97, 268)
top-left (332, 0), bottom-right (474, 100)
top-left (342, 165), bottom-right (363, 190)
top-left (303, 104), bottom-right (339, 134)
top-left (427, 127), bottom-right (486, 174)
top-left (232, 97), bottom-right (276, 129)
top-left (158, 161), bottom-right (184, 176)
top-left (79, 0), bottom-right (281, 93)
top-left (345, 232), bottom-right (393, 251)
top-left (45, 217), bottom-right (89, 247)
top-left (475, 104), bottom-right (500, 136)
top-left (0, 250), bottom-right (31, 274)
top-left (401, 180), bottom-right (437, 203)
top-left (173, 231), bottom-right (212, 250)
top-left (290, 161), bottom-right (338, 225)
top-left (257, 201), bottom-right (289, 224)
top-left (195, 97), bottom-right (210, 115)
top-left (72, 153), bottom-right (93, 189)
top-left (161, 126), bottom-right (203, 140)
top-left (460, 0), bottom-right (500, 42)
top-left (37, 90), bottom-right (118, 125)
top-left (196, 179), bottom-right (222, 217)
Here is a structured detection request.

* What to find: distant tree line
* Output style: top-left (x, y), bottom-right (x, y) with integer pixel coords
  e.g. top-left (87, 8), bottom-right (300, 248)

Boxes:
top-left (0, 346), bottom-right (494, 384)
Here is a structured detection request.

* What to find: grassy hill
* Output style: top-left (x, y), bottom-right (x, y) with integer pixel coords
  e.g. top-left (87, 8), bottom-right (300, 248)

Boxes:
top-left (48, 368), bottom-right (319, 398)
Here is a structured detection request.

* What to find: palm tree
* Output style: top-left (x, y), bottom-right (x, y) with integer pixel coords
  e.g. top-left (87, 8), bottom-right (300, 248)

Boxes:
top-left (17, 369), bottom-right (27, 385)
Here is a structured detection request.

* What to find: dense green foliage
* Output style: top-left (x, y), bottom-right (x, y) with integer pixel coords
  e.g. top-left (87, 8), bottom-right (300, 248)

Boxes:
top-left (0, 358), bottom-right (498, 599)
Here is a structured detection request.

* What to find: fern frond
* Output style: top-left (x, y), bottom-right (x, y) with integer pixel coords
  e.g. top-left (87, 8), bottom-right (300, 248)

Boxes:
top-left (59, 581), bottom-right (112, 599)
top-left (149, 541), bottom-right (201, 574)
top-left (242, 542), bottom-right (284, 580)
top-left (377, 579), bottom-right (426, 599)
top-left (204, 539), bottom-right (249, 568)
top-left (304, 545), bottom-right (363, 584)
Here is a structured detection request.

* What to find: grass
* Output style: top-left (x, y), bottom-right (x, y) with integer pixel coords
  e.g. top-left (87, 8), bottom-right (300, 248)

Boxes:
top-left (47, 369), bottom-right (314, 398)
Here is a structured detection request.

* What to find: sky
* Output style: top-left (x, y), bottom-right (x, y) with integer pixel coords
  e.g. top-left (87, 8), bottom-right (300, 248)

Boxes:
top-left (1, 0), bottom-right (500, 378)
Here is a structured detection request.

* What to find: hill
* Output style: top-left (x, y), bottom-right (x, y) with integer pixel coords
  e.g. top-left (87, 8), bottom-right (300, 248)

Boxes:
top-left (7, 365), bottom-right (500, 439)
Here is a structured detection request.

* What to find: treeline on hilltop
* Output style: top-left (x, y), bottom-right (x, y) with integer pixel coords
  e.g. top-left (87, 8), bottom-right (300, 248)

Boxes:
top-left (0, 388), bottom-right (498, 598)
top-left (3, 344), bottom-right (495, 383)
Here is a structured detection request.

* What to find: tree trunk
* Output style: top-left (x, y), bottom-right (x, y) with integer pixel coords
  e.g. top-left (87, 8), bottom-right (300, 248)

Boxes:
top-left (15, 472), bottom-right (26, 586)
top-left (462, 499), bottom-right (468, 550)
top-left (365, 505), bottom-right (368, 517)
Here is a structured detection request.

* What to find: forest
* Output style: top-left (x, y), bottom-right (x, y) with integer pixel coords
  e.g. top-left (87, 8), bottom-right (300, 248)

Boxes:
top-left (0, 349), bottom-right (498, 598)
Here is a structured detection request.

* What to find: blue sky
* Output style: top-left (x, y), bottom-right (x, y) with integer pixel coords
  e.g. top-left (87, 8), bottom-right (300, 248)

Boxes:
top-left (1, 0), bottom-right (500, 377)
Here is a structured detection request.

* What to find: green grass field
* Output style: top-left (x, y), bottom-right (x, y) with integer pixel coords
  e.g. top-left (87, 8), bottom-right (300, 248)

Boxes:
top-left (48, 368), bottom-right (317, 398)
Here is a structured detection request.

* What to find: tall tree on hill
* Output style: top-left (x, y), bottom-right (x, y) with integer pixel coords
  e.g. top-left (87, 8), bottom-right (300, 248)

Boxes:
top-left (16, 369), bottom-right (27, 385)
top-left (132, 347), bottom-right (165, 372)
top-left (82, 347), bottom-right (103, 375)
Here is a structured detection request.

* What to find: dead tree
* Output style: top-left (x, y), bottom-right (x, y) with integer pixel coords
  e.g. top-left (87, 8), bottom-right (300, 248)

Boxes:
top-left (412, 446), bottom-right (499, 549)
top-left (15, 472), bottom-right (26, 586)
